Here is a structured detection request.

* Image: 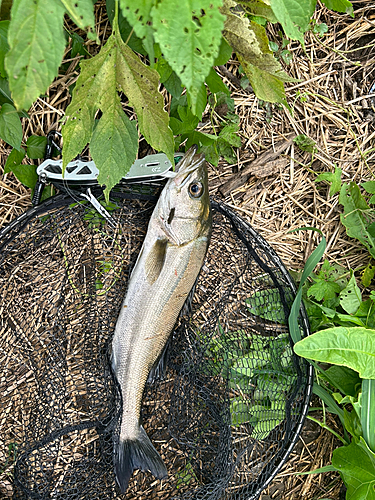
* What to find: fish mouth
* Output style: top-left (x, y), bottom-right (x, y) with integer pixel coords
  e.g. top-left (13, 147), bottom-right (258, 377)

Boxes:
top-left (174, 145), bottom-right (206, 187)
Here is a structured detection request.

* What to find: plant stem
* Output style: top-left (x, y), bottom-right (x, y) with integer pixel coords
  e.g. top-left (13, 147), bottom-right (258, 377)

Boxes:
top-left (307, 416), bottom-right (348, 445)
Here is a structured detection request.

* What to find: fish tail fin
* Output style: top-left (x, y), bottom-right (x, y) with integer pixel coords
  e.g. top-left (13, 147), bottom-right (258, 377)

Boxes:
top-left (115, 426), bottom-right (168, 493)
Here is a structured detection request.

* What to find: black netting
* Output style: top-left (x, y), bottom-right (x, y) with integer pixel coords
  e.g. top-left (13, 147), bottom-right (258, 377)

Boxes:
top-left (0, 187), bottom-right (313, 500)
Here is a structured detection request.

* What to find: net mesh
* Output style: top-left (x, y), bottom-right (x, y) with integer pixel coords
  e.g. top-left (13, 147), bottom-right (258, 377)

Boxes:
top-left (0, 187), bottom-right (312, 500)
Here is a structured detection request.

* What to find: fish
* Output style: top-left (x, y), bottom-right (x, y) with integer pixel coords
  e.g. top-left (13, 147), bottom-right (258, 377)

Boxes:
top-left (111, 145), bottom-right (212, 493)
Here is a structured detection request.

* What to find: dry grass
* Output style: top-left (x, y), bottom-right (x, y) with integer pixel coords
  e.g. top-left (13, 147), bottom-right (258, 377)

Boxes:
top-left (0, 1), bottom-right (374, 499)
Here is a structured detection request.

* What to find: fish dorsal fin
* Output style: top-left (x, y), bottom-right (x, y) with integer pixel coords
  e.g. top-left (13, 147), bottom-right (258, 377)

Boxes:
top-left (145, 238), bottom-right (167, 285)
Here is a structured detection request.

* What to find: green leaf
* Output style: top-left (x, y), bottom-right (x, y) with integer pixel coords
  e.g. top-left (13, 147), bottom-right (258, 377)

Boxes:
top-left (0, 102), bottom-right (22, 150)
top-left (26, 135), bottom-right (47, 159)
top-left (62, 26), bottom-right (174, 199)
top-left (3, 147), bottom-right (26, 173)
top-left (294, 326), bottom-right (375, 379)
top-left (307, 279), bottom-right (340, 302)
top-left (269, 0), bottom-right (316, 45)
top-left (9, 163), bottom-right (38, 188)
top-left (152, 0), bottom-right (225, 114)
top-left (362, 379), bottom-right (375, 453)
top-left (0, 20), bottom-right (10, 78)
top-left (362, 181), bottom-right (375, 195)
top-left (119, 0), bottom-right (155, 58)
top-left (362, 264), bottom-right (375, 288)
top-left (238, 0), bottom-right (278, 23)
top-left (332, 438), bottom-right (375, 500)
top-left (294, 133), bottom-right (316, 153)
top-left (343, 407), bottom-right (362, 441)
top-left (213, 36), bottom-right (232, 65)
top-left (163, 70), bottom-right (183, 98)
top-left (247, 289), bottom-right (286, 323)
top-left (316, 166), bottom-right (342, 196)
top-left (205, 68), bottom-right (230, 95)
top-left (339, 182), bottom-right (375, 259)
top-left (322, 365), bottom-right (361, 397)
top-left (251, 400), bottom-right (286, 439)
top-left (106, 0), bottom-right (147, 55)
top-left (321, 0), bottom-right (353, 16)
top-left (339, 273), bottom-right (362, 315)
top-left (5, 0), bottom-right (66, 111)
top-left (230, 398), bottom-right (260, 426)
top-left (187, 83), bottom-right (207, 121)
top-left (70, 32), bottom-right (90, 58)
top-left (60, 0), bottom-right (96, 33)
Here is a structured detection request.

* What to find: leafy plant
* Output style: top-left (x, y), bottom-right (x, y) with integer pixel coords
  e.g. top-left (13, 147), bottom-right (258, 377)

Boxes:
top-left (1, 0), bottom-right (353, 200)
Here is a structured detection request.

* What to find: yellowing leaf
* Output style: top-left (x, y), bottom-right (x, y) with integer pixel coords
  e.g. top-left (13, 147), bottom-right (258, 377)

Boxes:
top-left (152, 0), bottom-right (225, 114)
top-left (5, 0), bottom-right (66, 111)
top-left (62, 22), bottom-right (173, 199)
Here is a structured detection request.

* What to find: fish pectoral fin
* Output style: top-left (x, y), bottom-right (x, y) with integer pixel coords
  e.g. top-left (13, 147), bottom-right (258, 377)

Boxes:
top-left (115, 427), bottom-right (168, 493)
top-left (145, 238), bottom-right (168, 285)
top-left (147, 337), bottom-right (171, 383)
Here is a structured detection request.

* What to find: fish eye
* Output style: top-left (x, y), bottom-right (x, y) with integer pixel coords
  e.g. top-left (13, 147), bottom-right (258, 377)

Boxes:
top-left (188, 182), bottom-right (204, 198)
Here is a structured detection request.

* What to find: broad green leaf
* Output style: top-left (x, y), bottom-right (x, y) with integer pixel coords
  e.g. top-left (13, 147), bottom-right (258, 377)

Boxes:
top-left (5, 0), bottom-right (66, 111)
top-left (362, 379), bottom-right (375, 453)
top-left (294, 326), bottom-right (375, 379)
top-left (332, 438), bottom-right (375, 500)
top-left (70, 32), bottom-right (90, 58)
top-left (187, 83), bottom-right (207, 121)
top-left (119, 0), bottom-right (155, 58)
top-left (155, 56), bottom-right (173, 83)
top-left (63, 25), bottom-right (173, 198)
top-left (3, 147), bottom-right (25, 173)
top-left (316, 166), bottom-right (342, 196)
top-left (205, 68), bottom-right (230, 95)
top-left (0, 103), bottom-right (22, 149)
top-left (152, 0), bottom-right (225, 114)
top-left (60, 0), bottom-right (96, 33)
top-left (343, 407), bottom-right (362, 441)
top-left (238, 0), bottom-right (278, 23)
top-left (0, 20), bottom-right (10, 78)
top-left (230, 398), bottom-right (260, 426)
top-left (339, 273), bottom-right (362, 315)
top-left (251, 400), bottom-right (286, 439)
top-left (269, 0), bottom-right (316, 45)
top-left (9, 163), bottom-right (38, 188)
top-left (294, 133), bottom-right (316, 153)
top-left (339, 182), bottom-right (375, 259)
top-left (321, 0), bottom-right (353, 16)
top-left (163, 70), bottom-right (183, 98)
top-left (26, 135), bottom-right (47, 159)
top-left (321, 365), bottom-right (361, 397)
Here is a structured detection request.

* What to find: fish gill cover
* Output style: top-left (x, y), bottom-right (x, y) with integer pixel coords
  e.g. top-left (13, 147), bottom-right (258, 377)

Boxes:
top-left (0, 184), bottom-right (311, 499)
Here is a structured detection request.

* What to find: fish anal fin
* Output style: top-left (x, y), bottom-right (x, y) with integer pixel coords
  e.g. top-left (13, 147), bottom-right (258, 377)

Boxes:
top-left (147, 337), bottom-right (171, 383)
top-left (144, 238), bottom-right (167, 285)
top-left (115, 426), bottom-right (168, 493)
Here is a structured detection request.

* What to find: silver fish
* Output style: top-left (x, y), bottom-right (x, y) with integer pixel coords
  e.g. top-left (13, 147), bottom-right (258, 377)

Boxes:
top-left (111, 146), bottom-right (212, 493)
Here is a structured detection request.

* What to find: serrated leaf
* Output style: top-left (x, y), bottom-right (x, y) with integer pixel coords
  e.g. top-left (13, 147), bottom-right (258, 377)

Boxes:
top-left (307, 279), bottom-right (340, 301)
top-left (62, 26), bottom-right (173, 199)
top-left (0, 21), bottom-right (10, 78)
top-left (5, 0), bottom-right (66, 111)
top-left (187, 83), bottom-right (207, 120)
top-left (91, 96), bottom-right (138, 202)
top-left (339, 273), bottom-right (362, 315)
top-left (316, 166), bottom-right (342, 195)
top-left (339, 182), bottom-right (375, 259)
top-left (238, 0), bottom-right (278, 23)
top-left (119, 0), bottom-right (155, 59)
top-left (26, 135), bottom-right (47, 159)
top-left (60, 0), bottom-right (96, 33)
top-left (0, 102), bottom-right (22, 149)
top-left (152, 0), bottom-right (225, 114)
top-left (321, 0), bottom-right (353, 16)
top-left (106, 0), bottom-right (147, 55)
top-left (269, 0), bottom-right (316, 45)
top-left (3, 147), bottom-right (25, 173)
top-left (294, 326), bottom-right (375, 379)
